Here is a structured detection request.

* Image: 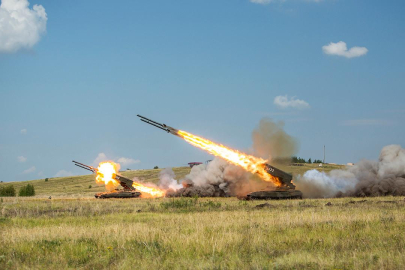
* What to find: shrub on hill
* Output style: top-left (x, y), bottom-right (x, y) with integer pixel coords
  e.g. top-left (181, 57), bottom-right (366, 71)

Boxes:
top-left (0, 185), bottom-right (16, 197)
top-left (19, 184), bottom-right (35, 197)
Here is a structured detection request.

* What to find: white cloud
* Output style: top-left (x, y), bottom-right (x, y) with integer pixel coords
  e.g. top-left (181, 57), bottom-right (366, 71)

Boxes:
top-left (92, 153), bottom-right (141, 168)
top-left (22, 166), bottom-right (36, 174)
top-left (17, 156), bottom-right (27, 162)
top-left (250, 0), bottom-right (273, 4)
top-left (117, 157), bottom-right (141, 167)
top-left (54, 170), bottom-right (74, 177)
top-left (92, 153), bottom-right (108, 166)
top-left (322, 41), bottom-right (368, 58)
top-left (20, 128), bottom-right (27, 134)
top-left (274, 95), bottom-right (310, 109)
top-left (0, 0), bottom-right (47, 53)
top-left (341, 119), bottom-right (394, 126)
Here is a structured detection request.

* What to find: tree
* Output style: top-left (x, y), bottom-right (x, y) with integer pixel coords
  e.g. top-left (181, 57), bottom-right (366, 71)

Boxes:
top-left (153, 166), bottom-right (159, 169)
top-left (19, 184), bottom-right (35, 197)
top-left (0, 185), bottom-right (16, 197)
top-left (308, 158), bottom-right (312, 164)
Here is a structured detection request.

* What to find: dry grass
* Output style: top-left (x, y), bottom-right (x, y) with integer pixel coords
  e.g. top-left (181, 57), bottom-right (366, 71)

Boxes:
top-left (1, 196), bottom-right (405, 269)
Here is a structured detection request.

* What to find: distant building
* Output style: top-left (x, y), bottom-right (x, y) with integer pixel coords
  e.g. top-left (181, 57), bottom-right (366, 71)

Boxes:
top-left (347, 163), bottom-right (354, 166)
top-left (188, 162), bottom-right (203, 168)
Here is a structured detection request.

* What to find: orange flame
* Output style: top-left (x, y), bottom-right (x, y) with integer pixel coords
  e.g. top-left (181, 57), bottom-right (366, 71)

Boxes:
top-left (177, 130), bottom-right (281, 186)
top-left (96, 162), bottom-right (120, 189)
top-left (96, 161), bottom-right (165, 197)
top-left (132, 182), bottom-right (165, 198)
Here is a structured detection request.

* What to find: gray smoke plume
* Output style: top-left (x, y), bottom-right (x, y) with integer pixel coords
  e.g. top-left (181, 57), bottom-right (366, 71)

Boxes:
top-left (162, 157), bottom-right (270, 197)
top-left (295, 145), bottom-right (405, 198)
top-left (160, 118), bottom-right (298, 197)
top-left (252, 118), bottom-right (298, 161)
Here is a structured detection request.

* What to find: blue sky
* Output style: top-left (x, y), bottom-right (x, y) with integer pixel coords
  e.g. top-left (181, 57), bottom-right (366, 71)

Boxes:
top-left (1, 0), bottom-right (404, 181)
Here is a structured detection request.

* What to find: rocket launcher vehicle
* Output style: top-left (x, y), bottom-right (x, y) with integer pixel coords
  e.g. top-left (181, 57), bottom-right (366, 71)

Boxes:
top-left (72, 161), bottom-right (141, 198)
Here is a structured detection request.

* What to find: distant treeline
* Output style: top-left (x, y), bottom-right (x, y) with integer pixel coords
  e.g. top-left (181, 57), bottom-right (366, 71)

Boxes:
top-left (291, 156), bottom-right (323, 164)
top-left (0, 184), bottom-right (35, 197)
top-left (272, 157), bottom-right (323, 164)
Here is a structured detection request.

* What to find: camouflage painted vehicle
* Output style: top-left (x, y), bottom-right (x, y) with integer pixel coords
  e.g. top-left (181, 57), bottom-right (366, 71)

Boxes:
top-left (247, 187), bottom-right (303, 200)
top-left (95, 189), bottom-right (141, 199)
top-left (246, 164), bottom-right (303, 200)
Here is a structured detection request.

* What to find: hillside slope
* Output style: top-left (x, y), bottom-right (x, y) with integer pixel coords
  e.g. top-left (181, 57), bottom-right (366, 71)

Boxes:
top-left (1, 163), bottom-right (344, 197)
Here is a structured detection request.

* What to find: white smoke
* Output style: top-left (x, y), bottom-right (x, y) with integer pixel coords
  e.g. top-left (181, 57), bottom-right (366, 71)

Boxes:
top-left (158, 168), bottom-right (182, 190)
top-left (295, 145), bottom-right (405, 198)
top-left (295, 169), bottom-right (355, 198)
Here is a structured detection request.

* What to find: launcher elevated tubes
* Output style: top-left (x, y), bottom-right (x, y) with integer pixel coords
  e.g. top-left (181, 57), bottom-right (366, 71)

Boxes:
top-left (137, 115), bottom-right (180, 137)
top-left (72, 160), bottom-right (135, 191)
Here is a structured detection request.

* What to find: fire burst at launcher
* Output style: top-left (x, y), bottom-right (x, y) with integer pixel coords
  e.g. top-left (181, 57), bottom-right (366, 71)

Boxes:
top-left (72, 160), bottom-right (165, 198)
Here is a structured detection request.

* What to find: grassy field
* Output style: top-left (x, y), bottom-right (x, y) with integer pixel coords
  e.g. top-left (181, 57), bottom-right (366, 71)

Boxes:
top-left (5, 163), bottom-right (398, 269)
top-left (1, 196), bottom-right (404, 269)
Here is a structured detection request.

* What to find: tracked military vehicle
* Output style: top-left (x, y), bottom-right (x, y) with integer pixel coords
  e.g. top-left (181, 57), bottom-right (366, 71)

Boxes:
top-left (73, 161), bottom-right (141, 199)
top-left (95, 189), bottom-right (141, 199)
top-left (246, 164), bottom-right (303, 200)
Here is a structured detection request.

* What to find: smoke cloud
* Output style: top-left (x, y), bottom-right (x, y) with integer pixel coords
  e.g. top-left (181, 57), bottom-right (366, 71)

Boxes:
top-left (161, 158), bottom-right (270, 197)
top-left (252, 117), bottom-right (298, 161)
top-left (158, 168), bottom-right (182, 191)
top-left (295, 145), bottom-right (405, 198)
top-left (159, 118), bottom-right (297, 197)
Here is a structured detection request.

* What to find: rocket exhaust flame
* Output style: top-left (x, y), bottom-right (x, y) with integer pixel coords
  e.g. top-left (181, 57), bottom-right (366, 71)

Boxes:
top-left (132, 182), bottom-right (165, 197)
top-left (73, 160), bottom-right (165, 198)
top-left (137, 116), bottom-right (282, 186)
top-left (177, 130), bottom-right (282, 186)
top-left (96, 161), bottom-right (165, 197)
